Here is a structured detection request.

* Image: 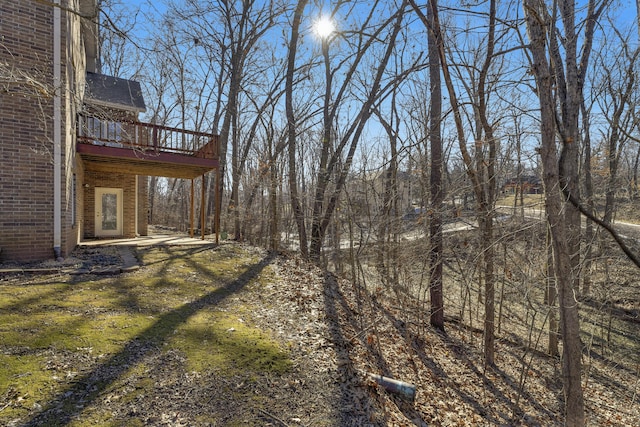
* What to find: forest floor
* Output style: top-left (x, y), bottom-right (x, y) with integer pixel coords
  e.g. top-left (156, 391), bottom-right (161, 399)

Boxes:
top-left (1, 215), bottom-right (640, 425)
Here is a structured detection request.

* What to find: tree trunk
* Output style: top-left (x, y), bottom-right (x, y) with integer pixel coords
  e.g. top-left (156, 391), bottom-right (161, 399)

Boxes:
top-left (427, 0), bottom-right (444, 331)
top-left (309, 36), bottom-right (334, 264)
top-left (632, 145), bottom-right (640, 200)
top-left (231, 115), bottom-right (242, 240)
top-left (269, 140), bottom-right (279, 251)
top-left (546, 224), bottom-right (559, 357)
top-left (524, 1), bottom-right (585, 423)
top-left (375, 113), bottom-right (399, 291)
top-left (554, 0), bottom-right (582, 298)
top-left (285, 0), bottom-right (309, 259)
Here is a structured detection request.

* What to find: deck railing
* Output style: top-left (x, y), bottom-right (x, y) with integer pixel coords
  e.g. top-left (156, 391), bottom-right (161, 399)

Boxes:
top-left (77, 113), bottom-right (218, 159)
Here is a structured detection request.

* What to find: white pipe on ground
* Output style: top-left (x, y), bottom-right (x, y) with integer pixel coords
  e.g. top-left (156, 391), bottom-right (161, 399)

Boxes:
top-left (367, 372), bottom-right (416, 401)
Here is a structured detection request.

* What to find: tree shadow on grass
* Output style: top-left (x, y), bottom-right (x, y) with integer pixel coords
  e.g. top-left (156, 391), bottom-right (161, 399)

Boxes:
top-left (134, 244), bottom-right (216, 269)
top-left (22, 252), bottom-right (276, 427)
top-left (97, 245), bottom-right (232, 321)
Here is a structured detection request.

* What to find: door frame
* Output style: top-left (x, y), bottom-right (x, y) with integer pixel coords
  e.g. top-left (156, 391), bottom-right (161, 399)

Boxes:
top-left (95, 187), bottom-right (123, 237)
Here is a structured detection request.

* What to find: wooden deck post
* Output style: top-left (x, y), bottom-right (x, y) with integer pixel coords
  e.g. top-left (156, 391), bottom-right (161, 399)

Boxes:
top-left (201, 174), bottom-right (206, 240)
top-left (190, 178), bottom-right (195, 238)
top-left (215, 167), bottom-right (221, 244)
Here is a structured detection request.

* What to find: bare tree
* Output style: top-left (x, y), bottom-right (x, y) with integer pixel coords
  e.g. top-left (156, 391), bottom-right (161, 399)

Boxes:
top-left (373, 101), bottom-right (401, 297)
top-left (408, 0), bottom-right (445, 331)
top-left (413, 0), bottom-right (506, 365)
top-left (170, 0), bottom-right (284, 239)
top-left (592, 24), bottom-right (640, 225)
top-left (285, 0), bottom-right (310, 259)
top-left (306, 0), bottom-right (413, 263)
top-left (523, 1), bottom-right (594, 423)
top-left (98, 0), bottom-right (141, 77)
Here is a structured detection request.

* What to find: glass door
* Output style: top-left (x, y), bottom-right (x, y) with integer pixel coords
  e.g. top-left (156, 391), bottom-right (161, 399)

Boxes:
top-left (95, 188), bottom-right (123, 237)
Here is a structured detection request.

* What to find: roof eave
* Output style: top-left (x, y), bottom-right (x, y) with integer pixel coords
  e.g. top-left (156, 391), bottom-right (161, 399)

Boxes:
top-left (85, 99), bottom-right (146, 114)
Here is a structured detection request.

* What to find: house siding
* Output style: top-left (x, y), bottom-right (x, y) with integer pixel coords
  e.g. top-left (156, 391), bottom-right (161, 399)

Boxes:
top-left (0, 0), bottom-right (88, 262)
top-left (138, 176), bottom-right (149, 236)
top-left (2, 1), bottom-right (180, 262)
top-left (83, 171), bottom-right (138, 239)
top-left (1, 1), bottom-right (58, 261)
top-left (79, 105), bottom-right (149, 239)
top-left (62, 0), bottom-right (87, 257)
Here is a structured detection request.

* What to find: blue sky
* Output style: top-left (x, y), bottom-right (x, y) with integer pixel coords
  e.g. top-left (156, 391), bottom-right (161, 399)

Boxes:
top-left (101, 0), bottom-right (640, 171)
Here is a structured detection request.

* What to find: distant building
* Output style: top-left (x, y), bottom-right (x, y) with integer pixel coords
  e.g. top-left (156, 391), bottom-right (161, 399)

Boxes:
top-left (0, 1), bottom-right (219, 262)
top-left (502, 175), bottom-right (542, 195)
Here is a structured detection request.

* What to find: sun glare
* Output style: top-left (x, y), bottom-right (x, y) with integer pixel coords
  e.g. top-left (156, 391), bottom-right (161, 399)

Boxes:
top-left (314, 16), bottom-right (335, 39)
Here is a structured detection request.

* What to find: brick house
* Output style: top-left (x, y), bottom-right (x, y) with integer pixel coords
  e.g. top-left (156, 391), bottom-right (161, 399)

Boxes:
top-left (0, 0), bottom-right (219, 262)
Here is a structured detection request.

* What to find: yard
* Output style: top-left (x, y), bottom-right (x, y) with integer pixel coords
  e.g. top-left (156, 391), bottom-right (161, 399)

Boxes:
top-left (0, 244), bottom-right (344, 426)
top-left (1, 240), bottom-right (639, 426)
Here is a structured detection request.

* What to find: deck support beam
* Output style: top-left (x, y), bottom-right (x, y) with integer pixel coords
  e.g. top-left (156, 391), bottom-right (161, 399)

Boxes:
top-left (215, 167), bottom-right (221, 244)
top-left (201, 174), bottom-right (206, 240)
top-left (190, 178), bottom-right (195, 238)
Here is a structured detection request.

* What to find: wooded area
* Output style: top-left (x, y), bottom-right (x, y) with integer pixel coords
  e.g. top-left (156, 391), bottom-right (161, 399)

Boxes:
top-left (15, 0), bottom-right (639, 424)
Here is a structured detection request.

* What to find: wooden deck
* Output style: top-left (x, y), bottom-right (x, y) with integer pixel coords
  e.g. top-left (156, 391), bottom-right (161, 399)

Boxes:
top-left (76, 113), bottom-right (219, 179)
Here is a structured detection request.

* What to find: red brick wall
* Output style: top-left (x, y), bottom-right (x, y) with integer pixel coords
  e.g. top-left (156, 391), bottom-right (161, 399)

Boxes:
top-left (82, 170), bottom-right (138, 239)
top-left (0, 1), bottom-right (57, 261)
top-left (138, 176), bottom-right (149, 236)
top-left (0, 1), bottom-right (85, 262)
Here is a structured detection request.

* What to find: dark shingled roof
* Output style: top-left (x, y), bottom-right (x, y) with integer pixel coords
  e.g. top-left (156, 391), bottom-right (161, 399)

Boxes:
top-left (85, 72), bottom-right (146, 112)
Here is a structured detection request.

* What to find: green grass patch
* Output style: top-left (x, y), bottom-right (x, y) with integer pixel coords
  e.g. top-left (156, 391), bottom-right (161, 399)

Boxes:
top-left (170, 310), bottom-right (291, 374)
top-left (0, 244), bottom-right (288, 425)
top-left (0, 353), bottom-right (57, 419)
